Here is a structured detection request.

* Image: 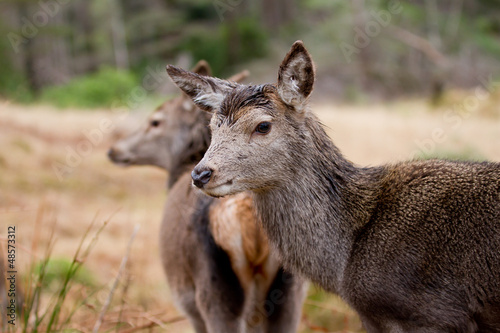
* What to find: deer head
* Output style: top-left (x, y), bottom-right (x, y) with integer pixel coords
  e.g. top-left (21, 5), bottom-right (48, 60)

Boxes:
top-left (167, 41), bottom-right (315, 197)
top-left (109, 61), bottom-right (249, 173)
top-left (108, 60), bottom-right (212, 171)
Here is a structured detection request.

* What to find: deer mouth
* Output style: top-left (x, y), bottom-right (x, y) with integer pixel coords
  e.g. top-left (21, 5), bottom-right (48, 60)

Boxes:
top-left (201, 180), bottom-right (235, 198)
top-left (110, 156), bottom-right (133, 167)
top-left (115, 159), bottom-right (132, 166)
top-left (108, 148), bottom-right (134, 167)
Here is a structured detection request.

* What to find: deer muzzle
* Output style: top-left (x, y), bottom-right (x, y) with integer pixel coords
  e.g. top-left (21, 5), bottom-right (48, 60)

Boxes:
top-left (192, 166), bottom-right (213, 188)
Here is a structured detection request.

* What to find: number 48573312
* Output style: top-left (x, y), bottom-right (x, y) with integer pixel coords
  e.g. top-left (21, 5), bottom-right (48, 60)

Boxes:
top-left (7, 226), bottom-right (15, 270)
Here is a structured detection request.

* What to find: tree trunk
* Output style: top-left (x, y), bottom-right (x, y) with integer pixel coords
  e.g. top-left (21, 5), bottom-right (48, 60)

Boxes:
top-left (109, 0), bottom-right (129, 70)
top-left (350, 0), bottom-right (372, 91)
top-left (19, 2), bottom-right (40, 95)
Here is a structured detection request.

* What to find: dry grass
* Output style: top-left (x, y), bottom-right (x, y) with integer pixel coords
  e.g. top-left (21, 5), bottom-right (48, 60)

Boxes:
top-left (0, 94), bottom-right (499, 332)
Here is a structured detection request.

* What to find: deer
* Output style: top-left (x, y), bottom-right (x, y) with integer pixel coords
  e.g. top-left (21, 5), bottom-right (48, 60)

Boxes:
top-left (108, 60), bottom-right (306, 333)
top-left (166, 42), bottom-right (500, 332)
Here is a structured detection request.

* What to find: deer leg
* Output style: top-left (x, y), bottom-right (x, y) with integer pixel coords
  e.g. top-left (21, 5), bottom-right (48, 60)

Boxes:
top-left (195, 286), bottom-right (245, 333)
top-left (264, 269), bottom-right (307, 333)
top-left (194, 273), bottom-right (247, 333)
top-left (184, 307), bottom-right (208, 333)
top-left (173, 289), bottom-right (208, 333)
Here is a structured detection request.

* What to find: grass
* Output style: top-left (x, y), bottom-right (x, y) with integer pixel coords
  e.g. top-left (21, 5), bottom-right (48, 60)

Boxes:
top-left (2, 210), bottom-right (183, 333)
top-left (1, 97), bottom-right (499, 332)
top-left (0, 103), bottom-right (180, 332)
top-left (23, 218), bottom-right (104, 332)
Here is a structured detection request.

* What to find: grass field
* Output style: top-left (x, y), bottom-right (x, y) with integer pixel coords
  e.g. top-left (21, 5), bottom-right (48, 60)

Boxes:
top-left (1, 94), bottom-right (498, 332)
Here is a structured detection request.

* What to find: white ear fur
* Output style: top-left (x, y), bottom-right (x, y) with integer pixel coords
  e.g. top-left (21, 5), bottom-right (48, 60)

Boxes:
top-left (193, 91), bottom-right (225, 111)
top-left (278, 58), bottom-right (303, 105)
top-left (167, 65), bottom-right (235, 113)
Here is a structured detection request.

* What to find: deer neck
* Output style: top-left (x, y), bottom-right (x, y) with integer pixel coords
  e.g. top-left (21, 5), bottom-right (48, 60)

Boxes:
top-left (168, 123), bottom-right (211, 189)
top-left (168, 163), bottom-right (191, 189)
top-left (253, 113), bottom-right (379, 293)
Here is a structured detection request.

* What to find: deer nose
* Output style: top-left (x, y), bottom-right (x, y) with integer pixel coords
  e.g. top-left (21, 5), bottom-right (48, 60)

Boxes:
top-left (192, 167), bottom-right (213, 188)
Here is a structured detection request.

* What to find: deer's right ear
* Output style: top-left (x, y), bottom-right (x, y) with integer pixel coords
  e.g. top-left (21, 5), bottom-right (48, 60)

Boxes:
top-left (167, 65), bottom-right (231, 113)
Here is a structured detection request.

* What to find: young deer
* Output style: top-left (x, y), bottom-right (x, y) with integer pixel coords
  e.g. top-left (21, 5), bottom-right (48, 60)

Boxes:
top-left (108, 61), bottom-right (306, 333)
top-left (167, 42), bottom-right (500, 332)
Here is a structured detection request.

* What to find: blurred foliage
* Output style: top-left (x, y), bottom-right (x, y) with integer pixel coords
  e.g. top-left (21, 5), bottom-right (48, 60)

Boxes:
top-left (40, 67), bottom-right (137, 109)
top-left (0, 0), bottom-right (499, 107)
top-left (181, 28), bottom-right (228, 76)
top-left (0, 25), bottom-right (33, 103)
top-left (228, 18), bottom-right (269, 62)
top-left (33, 257), bottom-right (96, 290)
top-left (182, 17), bottom-right (268, 75)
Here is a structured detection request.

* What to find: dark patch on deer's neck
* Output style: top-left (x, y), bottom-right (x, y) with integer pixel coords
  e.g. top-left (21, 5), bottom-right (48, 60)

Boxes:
top-left (253, 112), bottom-right (381, 292)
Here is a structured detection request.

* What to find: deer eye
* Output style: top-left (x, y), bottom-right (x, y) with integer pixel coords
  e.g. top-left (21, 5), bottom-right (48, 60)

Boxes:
top-left (150, 120), bottom-right (161, 127)
top-left (255, 122), bottom-right (272, 135)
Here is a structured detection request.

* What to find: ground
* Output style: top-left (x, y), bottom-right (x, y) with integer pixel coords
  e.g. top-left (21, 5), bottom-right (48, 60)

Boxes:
top-left (0, 95), bottom-right (498, 332)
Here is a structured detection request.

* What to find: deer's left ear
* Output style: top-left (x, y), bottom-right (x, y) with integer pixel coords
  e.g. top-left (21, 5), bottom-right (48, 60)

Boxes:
top-left (277, 41), bottom-right (315, 112)
top-left (166, 65), bottom-right (236, 113)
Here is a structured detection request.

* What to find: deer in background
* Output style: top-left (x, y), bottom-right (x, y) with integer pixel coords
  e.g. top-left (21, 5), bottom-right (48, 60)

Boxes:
top-left (167, 42), bottom-right (500, 332)
top-left (108, 61), bottom-right (306, 333)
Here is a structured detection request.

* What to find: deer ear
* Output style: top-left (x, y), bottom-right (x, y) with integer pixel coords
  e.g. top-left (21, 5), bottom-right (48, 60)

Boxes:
top-left (277, 41), bottom-right (315, 111)
top-left (191, 60), bottom-right (212, 77)
top-left (227, 69), bottom-right (249, 83)
top-left (167, 65), bottom-right (234, 113)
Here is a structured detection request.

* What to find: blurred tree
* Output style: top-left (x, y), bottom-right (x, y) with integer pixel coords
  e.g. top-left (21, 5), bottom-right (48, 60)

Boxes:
top-left (0, 0), bottom-right (499, 104)
top-left (260, 0), bottom-right (297, 30)
top-left (109, 0), bottom-right (129, 70)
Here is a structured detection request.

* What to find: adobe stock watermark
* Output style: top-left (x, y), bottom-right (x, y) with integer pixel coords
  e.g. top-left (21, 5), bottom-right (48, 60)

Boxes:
top-left (213, 0), bottom-right (245, 21)
top-left (51, 65), bottom-right (168, 181)
top-left (339, 0), bottom-right (403, 64)
top-left (408, 75), bottom-right (499, 160)
top-left (7, 0), bottom-right (71, 54)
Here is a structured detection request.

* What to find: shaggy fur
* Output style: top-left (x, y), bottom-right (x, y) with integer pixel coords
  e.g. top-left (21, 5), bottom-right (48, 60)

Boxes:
top-left (167, 42), bottom-right (500, 332)
top-left (109, 61), bottom-right (306, 333)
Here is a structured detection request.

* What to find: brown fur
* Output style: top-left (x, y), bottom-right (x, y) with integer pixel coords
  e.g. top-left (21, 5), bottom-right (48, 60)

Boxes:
top-left (167, 42), bottom-right (500, 332)
top-left (109, 61), bottom-right (306, 333)
top-left (209, 193), bottom-right (273, 291)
